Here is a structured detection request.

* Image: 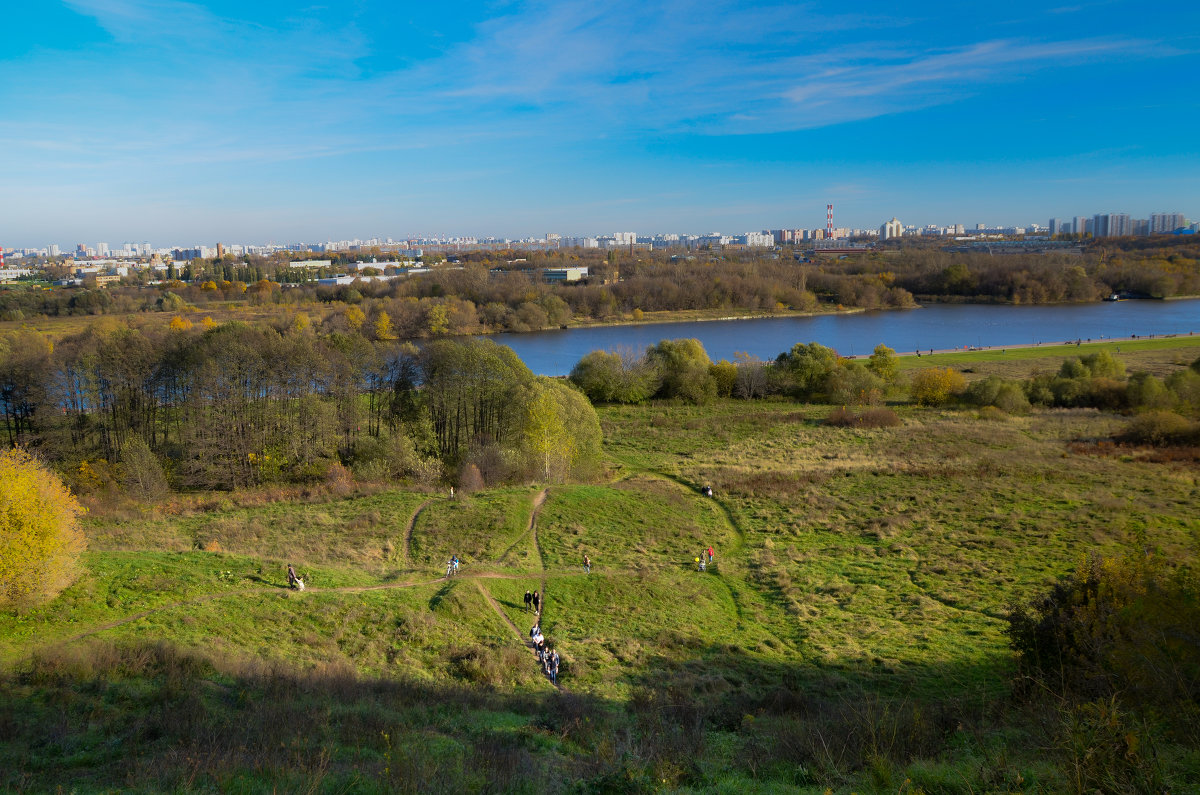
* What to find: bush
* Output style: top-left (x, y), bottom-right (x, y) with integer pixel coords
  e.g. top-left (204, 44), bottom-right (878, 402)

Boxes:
top-left (824, 361), bottom-right (883, 406)
top-left (646, 338), bottom-right (716, 403)
top-left (1125, 372), bottom-right (1172, 411)
top-left (1007, 551), bottom-right (1200, 713)
top-left (0, 450), bottom-right (86, 607)
top-left (825, 407), bottom-right (901, 428)
top-left (1119, 411), bottom-right (1197, 446)
top-left (569, 349), bottom-right (658, 403)
top-left (1165, 369), bottom-right (1200, 414)
top-left (457, 463), bottom-right (484, 494)
top-left (910, 367), bottom-right (966, 406)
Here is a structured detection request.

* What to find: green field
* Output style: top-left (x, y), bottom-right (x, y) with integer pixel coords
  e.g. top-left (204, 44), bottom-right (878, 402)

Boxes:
top-left (895, 334), bottom-right (1200, 380)
top-left (3, 394), bottom-right (1199, 791)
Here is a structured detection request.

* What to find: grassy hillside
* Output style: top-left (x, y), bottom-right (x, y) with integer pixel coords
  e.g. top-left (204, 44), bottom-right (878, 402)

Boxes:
top-left (3, 398), bottom-right (1199, 792)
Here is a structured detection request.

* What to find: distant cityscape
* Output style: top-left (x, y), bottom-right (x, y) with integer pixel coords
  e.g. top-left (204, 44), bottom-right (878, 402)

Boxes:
top-left (3, 209), bottom-right (1195, 267)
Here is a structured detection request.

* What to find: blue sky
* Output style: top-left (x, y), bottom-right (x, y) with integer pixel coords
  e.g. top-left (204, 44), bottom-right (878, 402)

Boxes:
top-left (2, 0), bottom-right (1198, 246)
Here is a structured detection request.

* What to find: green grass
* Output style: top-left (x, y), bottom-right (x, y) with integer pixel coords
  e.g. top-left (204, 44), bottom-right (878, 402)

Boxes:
top-left (4, 397), bottom-right (1200, 791)
top-left (896, 335), bottom-right (1200, 379)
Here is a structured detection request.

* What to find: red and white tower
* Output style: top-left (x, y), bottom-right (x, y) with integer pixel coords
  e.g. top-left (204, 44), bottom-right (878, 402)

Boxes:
top-left (826, 204), bottom-right (834, 239)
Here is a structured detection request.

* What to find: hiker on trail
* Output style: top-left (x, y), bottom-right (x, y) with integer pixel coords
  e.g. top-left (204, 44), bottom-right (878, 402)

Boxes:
top-left (702, 485), bottom-right (713, 498)
top-left (524, 590), bottom-right (533, 611)
top-left (707, 546), bottom-right (714, 563)
top-left (530, 623), bottom-right (539, 640)
top-left (550, 651), bottom-right (560, 684)
top-left (287, 564), bottom-right (299, 588)
top-left (583, 554), bottom-right (591, 574)
top-left (532, 591), bottom-right (541, 614)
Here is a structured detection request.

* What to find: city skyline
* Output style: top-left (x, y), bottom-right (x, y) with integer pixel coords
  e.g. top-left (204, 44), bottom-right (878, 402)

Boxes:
top-left (3, 1), bottom-right (1199, 245)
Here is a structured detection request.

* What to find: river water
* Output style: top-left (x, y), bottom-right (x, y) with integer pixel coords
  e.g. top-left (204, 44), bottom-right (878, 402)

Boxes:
top-left (483, 299), bottom-right (1200, 376)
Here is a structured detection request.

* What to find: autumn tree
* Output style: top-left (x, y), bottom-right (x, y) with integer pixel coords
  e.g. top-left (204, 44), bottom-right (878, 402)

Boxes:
top-left (0, 449), bottom-right (86, 607)
top-left (519, 378), bottom-right (602, 482)
top-left (911, 367), bottom-right (967, 406)
top-left (867, 344), bottom-right (898, 383)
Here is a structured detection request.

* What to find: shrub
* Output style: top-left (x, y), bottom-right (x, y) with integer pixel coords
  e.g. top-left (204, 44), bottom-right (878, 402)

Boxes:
top-left (457, 463), bottom-right (484, 494)
top-left (1165, 369), bottom-right (1200, 414)
top-left (774, 342), bottom-right (839, 400)
top-left (910, 367), bottom-right (966, 406)
top-left (709, 360), bottom-right (737, 398)
top-left (569, 348), bottom-right (658, 403)
top-left (866, 344), bottom-right (898, 382)
top-left (1007, 551), bottom-right (1200, 713)
top-left (825, 407), bottom-right (900, 428)
top-left (646, 338), bottom-right (716, 403)
top-left (0, 450), bottom-right (86, 607)
top-left (1119, 410), bottom-right (1197, 446)
top-left (1125, 372), bottom-right (1172, 411)
top-left (824, 361), bottom-right (883, 406)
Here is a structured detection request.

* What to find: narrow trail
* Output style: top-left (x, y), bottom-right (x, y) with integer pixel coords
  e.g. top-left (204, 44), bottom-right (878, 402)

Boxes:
top-left (403, 498), bottom-right (434, 567)
top-left (529, 488), bottom-right (550, 604)
top-left (52, 571), bottom-right (553, 647)
top-left (496, 488), bottom-right (548, 567)
top-left (475, 580), bottom-right (562, 691)
top-left (632, 467), bottom-right (806, 654)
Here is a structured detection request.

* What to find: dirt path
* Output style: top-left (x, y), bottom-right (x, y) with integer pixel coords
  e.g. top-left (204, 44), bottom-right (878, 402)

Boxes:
top-left (496, 488), bottom-right (549, 567)
top-left (53, 571), bottom-right (545, 647)
top-left (403, 498), bottom-right (434, 566)
top-left (474, 580), bottom-right (561, 691)
top-left (530, 488), bottom-right (549, 604)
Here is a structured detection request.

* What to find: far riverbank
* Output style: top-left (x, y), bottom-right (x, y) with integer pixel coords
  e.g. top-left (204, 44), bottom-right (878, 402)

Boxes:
top-left (484, 298), bottom-right (1200, 376)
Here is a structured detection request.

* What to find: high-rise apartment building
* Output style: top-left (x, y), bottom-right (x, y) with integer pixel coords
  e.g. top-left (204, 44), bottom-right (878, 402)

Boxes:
top-left (1048, 218), bottom-right (1064, 235)
top-left (1150, 213), bottom-right (1185, 234)
top-left (879, 218), bottom-right (904, 240)
top-left (1073, 216), bottom-right (1088, 237)
top-left (1092, 213), bottom-right (1132, 238)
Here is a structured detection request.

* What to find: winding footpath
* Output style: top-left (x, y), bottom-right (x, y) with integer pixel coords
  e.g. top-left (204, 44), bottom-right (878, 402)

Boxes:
top-left (402, 498), bottom-right (434, 568)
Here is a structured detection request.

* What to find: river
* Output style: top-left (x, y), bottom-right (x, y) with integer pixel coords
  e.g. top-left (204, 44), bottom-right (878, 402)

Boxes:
top-left (483, 299), bottom-right (1200, 376)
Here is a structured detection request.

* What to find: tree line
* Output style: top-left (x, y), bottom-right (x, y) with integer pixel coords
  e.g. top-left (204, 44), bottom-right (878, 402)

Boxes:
top-left (569, 337), bottom-right (1200, 441)
top-left (5, 238), bottom-right (1197, 328)
top-left (0, 323), bottom-right (601, 497)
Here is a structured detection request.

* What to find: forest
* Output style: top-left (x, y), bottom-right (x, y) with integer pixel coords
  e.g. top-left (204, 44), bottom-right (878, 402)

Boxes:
top-left (0, 323), bottom-right (601, 497)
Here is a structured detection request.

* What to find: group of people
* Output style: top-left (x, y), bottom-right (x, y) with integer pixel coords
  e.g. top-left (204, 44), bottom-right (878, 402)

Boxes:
top-left (695, 545), bottom-right (714, 571)
top-left (524, 589), bottom-right (563, 683)
top-left (446, 555), bottom-right (460, 577)
top-left (529, 621), bottom-right (561, 684)
top-left (286, 564), bottom-right (305, 590)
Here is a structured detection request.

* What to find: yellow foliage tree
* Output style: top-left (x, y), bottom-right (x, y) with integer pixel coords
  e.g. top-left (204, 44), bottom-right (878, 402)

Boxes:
top-left (911, 367), bottom-right (967, 406)
top-left (374, 311), bottom-right (396, 340)
top-left (345, 305), bottom-right (366, 331)
top-left (0, 450), bottom-right (86, 607)
top-left (169, 315), bottom-right (193, 332)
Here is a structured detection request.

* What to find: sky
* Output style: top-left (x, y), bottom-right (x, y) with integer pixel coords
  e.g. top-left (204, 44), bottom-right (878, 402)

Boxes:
top-left (2, 0), bottom-right (1199, 247)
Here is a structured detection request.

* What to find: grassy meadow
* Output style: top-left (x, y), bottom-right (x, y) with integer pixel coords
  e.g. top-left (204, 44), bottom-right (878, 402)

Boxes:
top-left (3, 346), bottom-right (1200, 791)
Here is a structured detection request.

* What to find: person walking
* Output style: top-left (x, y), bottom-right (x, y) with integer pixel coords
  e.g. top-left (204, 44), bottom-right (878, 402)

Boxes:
top-left (532, 590), bottom-right (541, 614)
top-left (583, 554), bottom-right (591, 574)
top-left (524, 590), bottom-right (533, 612)
top-left (286, 564), bottom-right (299, 588)
top-left (706, 546), bottom-right (714, 563)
